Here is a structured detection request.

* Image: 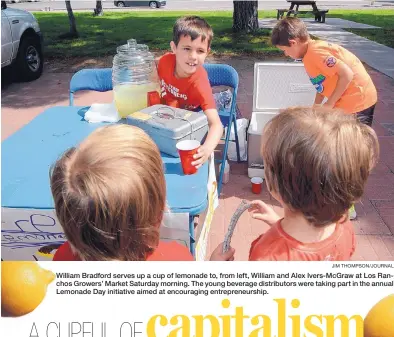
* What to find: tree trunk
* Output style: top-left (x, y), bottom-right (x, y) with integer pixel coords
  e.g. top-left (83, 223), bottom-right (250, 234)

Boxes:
top-left (232, 1), bottom-right (259, 33)
top-left (94, 1), bottom-right (103, 16)
top-left (65, 1), bottom-right (78, 37)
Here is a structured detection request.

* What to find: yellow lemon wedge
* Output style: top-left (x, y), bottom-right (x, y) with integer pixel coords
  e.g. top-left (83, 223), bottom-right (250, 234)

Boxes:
top-left (1, 261), bottom-right (55, 317)
top-left (364, 294), bottom-right (394, 337)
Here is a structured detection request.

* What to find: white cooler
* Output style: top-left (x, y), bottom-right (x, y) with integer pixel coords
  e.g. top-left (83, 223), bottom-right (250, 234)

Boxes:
top-left (247, 62), bottom-right (316, 178)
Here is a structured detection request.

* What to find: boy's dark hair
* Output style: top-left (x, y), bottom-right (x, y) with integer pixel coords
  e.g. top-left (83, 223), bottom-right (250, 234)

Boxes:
top-left (271, 17), bottom-right (309, 46)
top-left (261, 106), bottom-right (379, 226)
top-left (173, 16), bottom-right (213, 48)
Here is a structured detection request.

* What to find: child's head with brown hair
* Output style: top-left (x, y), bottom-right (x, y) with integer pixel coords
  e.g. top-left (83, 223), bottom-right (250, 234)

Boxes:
top-left (50, 124), bottom-right (166, 261)
top-left (271, 17), bottom-right (310, 59)
top-left (172, 15), bottom-right (213, 49)
top-left (261, 106), bottom-right (379, 226)
top-left (170, 16), bottom-right (213, 78)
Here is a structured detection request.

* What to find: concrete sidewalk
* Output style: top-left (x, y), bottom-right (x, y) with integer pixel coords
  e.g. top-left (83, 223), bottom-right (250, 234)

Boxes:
top-left (259, 18), bottom-right (394, 79)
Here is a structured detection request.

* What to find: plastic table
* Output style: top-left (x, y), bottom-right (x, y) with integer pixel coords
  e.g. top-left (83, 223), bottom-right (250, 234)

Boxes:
top-left (1, 106), bottom-right (208, 256)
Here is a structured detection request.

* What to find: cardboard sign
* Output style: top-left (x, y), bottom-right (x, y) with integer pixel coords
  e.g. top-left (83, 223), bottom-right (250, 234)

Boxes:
top-left (1, 208), bottom-right (190, 261)
top-left (195, 154), bottom-right (219, 261)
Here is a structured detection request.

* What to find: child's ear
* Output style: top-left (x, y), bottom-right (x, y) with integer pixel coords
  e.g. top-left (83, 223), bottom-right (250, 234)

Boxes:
top-left (289, 39), bottom-right (297, 46)
top-left (170, 41), bottom-right (177, 54)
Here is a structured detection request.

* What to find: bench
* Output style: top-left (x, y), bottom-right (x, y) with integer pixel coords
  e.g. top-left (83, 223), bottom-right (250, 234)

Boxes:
top-left (277, 8), bottom-right (329, 23)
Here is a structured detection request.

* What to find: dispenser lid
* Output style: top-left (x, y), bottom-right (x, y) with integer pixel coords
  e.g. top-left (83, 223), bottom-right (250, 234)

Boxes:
top-left (253, 62), bottom-right (316, 112)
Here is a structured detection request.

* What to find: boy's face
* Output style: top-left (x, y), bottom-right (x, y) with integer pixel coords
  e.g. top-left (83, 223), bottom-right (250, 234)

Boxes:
top-left (277, 39), bottom-right (305, 59)
top-left (170, 35), bottom-right (209, 78)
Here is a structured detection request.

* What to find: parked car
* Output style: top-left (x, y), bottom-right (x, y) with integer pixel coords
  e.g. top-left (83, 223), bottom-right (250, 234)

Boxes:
top-left (114, 0), bottom-right (166, 9)
top-left (1, 0), bottom-right (43, 81)
top-left (5, 0), bottom-right (37, 3)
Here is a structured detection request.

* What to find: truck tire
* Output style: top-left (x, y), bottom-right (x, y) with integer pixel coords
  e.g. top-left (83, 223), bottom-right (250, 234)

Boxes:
top-left (16, 35), bottom-right (43, 82)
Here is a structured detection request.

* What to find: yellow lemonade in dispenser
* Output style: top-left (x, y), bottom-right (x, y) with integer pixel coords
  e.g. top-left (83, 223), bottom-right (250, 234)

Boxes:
top-left (114, 82), bottom-right (160, 118)
top-left (112, 41), bottom-right (160, 118)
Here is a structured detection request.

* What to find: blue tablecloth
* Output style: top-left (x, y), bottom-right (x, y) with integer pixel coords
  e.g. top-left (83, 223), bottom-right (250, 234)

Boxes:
top-left (2, 106), bottom-right (208, 216)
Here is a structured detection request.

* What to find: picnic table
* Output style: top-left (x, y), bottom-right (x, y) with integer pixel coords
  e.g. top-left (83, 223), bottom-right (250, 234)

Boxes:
top-left (277, 0), bottom-right (329, 23)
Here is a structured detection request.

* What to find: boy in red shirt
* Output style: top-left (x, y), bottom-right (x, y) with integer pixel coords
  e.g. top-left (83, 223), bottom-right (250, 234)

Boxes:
top-left (157, 16), bottom-right (223, 168)
top-left (247, 106), bottom-right (379, 261)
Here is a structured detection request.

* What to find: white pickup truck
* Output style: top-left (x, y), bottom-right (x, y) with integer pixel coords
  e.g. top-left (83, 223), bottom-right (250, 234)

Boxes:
top-left (1, 0), bottom-right (43, 81)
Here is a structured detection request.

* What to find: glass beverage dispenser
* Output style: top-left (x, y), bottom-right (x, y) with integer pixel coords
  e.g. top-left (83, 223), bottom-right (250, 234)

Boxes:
top-left (112, 39), bottom-right (160, 118)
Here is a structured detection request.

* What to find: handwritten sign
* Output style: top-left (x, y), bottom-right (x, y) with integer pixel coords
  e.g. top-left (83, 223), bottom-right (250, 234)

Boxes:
top-left (195, 154), bottom-right (219, 261)
top-left (1, 208), bottom-right (190, 261)
top-left (1, 209), bottom-right (65, 261)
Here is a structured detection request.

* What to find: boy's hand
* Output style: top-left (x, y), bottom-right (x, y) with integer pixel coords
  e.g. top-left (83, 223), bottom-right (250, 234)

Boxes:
top-left (323, 101), bottom-right (335, 109)
top-left (210, 243), bottom-right (235, 261)
top-left (192, 145), bottom-right (212, 168)
top-left (248, 200), bottom-right (282, 226)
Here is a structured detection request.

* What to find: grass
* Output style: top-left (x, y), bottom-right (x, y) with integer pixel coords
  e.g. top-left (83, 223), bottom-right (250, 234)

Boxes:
top-left (329, 9), bottom-right (394, 48)
top-left (33, 9), bottom-right (394, 59)
top-left (34, 11), bottom-right (279, 58)
top-left (287, 9), bottom-right (394, 47)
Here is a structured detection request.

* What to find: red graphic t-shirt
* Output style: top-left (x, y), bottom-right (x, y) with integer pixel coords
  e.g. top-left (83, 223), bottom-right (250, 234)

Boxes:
top-left (157, 53), bottom-right (216, 111)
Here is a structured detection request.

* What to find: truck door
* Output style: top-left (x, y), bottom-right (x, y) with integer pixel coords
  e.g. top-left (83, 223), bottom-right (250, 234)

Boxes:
top-left (1, 8), bottom-right (13, 67)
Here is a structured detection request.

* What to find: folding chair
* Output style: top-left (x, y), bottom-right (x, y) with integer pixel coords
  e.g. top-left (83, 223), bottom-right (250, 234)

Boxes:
top-left (203, 63), bottom-right (241, 195)
top-left (69, 68), bottom-right (113, 106)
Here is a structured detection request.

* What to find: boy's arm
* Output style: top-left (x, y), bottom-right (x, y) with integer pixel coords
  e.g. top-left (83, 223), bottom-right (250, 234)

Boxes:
top-left (192, 108), bottom-right (223, 169)
top-left (310, 49), bottom-right (354, 109)
top-left (324, 62), bottom-right (354, 108)
top-left (314, 92), bottom-right (325, 105)
top-left (191, 74), bottom-right (224, 168)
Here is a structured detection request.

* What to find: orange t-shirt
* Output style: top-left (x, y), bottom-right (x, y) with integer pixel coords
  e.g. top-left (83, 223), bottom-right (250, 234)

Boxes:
top-left (249, 219), bottom-right (356, 261)
top-left (303, 40), bottom-right (377, 114)
top-left (157, 53), bottom-right (216, 111)
top-left (53, 241), bottom-right (194, 261)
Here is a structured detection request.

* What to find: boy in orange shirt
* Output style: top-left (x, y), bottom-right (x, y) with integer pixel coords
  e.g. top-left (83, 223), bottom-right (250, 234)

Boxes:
top-left (247, 106), bottom-right (379, 261)
top-left (271, 18), bottom-right (377, 124)
top-left (157, 16), bottom-right (223, 169)
top-left (271, 18), bottom-right (378, 219)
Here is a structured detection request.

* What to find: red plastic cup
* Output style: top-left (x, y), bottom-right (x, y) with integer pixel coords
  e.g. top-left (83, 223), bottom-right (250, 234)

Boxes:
top-left (176, 140), bottom-right (200, 175)
top-left (251, 177), bottom-right (263, 194)
top-left (147, 91), bottom-right (161, 106)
